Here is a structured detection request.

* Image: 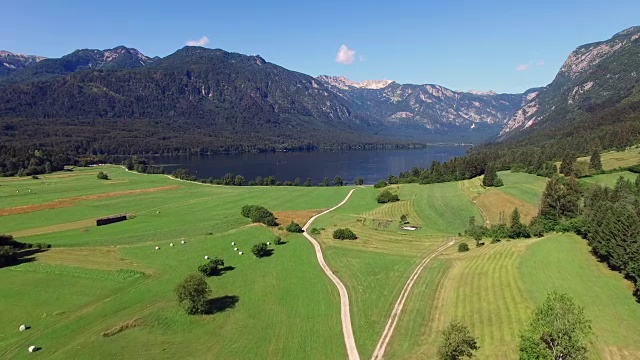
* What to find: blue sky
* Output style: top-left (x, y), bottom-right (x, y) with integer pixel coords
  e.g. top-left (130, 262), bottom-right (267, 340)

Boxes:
top-left (2, 0), bottom-right (639, 93)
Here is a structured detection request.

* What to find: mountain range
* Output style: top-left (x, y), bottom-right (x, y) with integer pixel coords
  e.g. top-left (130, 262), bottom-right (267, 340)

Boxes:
top-left (1, 25), bottom-right (639, 155)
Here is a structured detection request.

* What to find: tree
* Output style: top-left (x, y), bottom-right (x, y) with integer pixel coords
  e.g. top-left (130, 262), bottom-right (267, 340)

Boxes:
top-left (589, 149), bottom-right (602, 171)
top-left (251, 242), bottom-right (270, 258)
top-left (294, 177), bottom-right (301, 186)
top-left (458, 242), bottom-right (470, 252)
top-left (374, 179), bottom-right (387, 188)
top-left (377, 189), bottom-right (400, 203)
top-left (509, 208), bottom-right (531, 238)
top-left (97, 171), bottom-right (109, 180)
top-left (400, 214), bottom-right (408, 224)
top-left (234, 175), bottom-right (245, 186)
top-left (560, 155), bottom-right (576, 177)
top-left (175, 273), bottom-right (211, 315)
top-left (437, 320), bottom-right (479, 360)
top-left (198, 257), bottom-right (225, 276)
top-left (274, 235), bottom-right (283, 245)
top-left (333, 228), bottom-right (357, 240)
top-left (519, 292), bottom-right (592, 360)
top-left (323, 177), bottom-right (330, 187)
top-left (304, 178), bottom-right (313, 187)
top-left (333, 176), bottom-right (343, 186)
top-left (286, 221), bottom-right (303, 233)
top-left (241, 205), bottom-right (277, 226)
top-left (482, 164), bottom-right (497, 187)
top-left (354, 177), bottom-right (364, 185)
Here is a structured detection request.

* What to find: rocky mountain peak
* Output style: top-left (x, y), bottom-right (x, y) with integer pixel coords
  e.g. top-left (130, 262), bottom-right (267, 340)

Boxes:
top-left (317, 75), bottom-right (395, 90)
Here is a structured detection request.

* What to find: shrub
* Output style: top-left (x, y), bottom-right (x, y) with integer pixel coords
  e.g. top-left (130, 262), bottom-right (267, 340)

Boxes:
top-left (274, 236), bottom-right (283, 245)
top-left (31, 175), bottom-right (39, 179)
top-left (286, 222), bottom-right (303, 233)
top-left (252, 242), bottom-right (270, 258)
top-left (175, 273), bottom-right (211, 315)
top-left (310, 227), bottom-right (321, 235)
top-left (333, 228), bottom-right (357, 240)
top-left (458, 242), bottom-right (470, 252)
top-left (240, 205), bottom-right (277, 226)
top-left (198, 258), bottom-right (224, 276)
top-left (377, 189), bottom-right (399, 204)
top-left (374, 179), bottom-right (387, 188)
top-left (97, 171), bottom-right (109, 180)
top-left (490, 238), bottom-right (501, 244)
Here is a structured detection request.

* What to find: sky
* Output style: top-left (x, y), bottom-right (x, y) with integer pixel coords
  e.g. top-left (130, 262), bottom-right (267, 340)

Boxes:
top-left (2, 0), bottom-right (640, 93)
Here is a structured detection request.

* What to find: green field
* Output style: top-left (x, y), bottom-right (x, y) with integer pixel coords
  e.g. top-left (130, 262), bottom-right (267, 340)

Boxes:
top-left (309, 182), bottom-right (481, 358)
top-left (2, 165), bottom-right (640, 359)
top-left (577, 146), bottom-right (640, 171)
top-left (0, 166), bottom-right (353, 359)
top-left (388, 235), bottom-right (640, 359)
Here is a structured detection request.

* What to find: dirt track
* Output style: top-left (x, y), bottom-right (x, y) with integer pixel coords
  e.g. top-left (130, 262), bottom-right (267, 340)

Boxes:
top-left (370, 239), bottom-right (455, 360)
top-left (302, 189), bottom-right (360, 360)
top-left (0, 186), bottom-right (180, 216)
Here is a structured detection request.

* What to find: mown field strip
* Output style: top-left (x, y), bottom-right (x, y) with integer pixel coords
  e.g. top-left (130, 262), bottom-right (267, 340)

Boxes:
top-left (370, 238), bottom-right (455, 360)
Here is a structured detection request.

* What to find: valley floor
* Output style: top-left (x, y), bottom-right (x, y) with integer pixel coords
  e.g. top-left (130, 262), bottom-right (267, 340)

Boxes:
top-left (1, 165), bottom-right (640, 359)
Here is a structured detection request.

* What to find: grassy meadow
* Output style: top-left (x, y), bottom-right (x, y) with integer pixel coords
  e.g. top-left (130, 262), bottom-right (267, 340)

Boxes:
top-left (2, 156), bottom-right (640, 360)
top-left (0, 166), bottom-right (353, 359)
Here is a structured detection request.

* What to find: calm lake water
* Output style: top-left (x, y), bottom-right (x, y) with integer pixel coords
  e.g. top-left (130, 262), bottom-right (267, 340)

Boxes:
top-left (155, 146), bottom-right (469, 184)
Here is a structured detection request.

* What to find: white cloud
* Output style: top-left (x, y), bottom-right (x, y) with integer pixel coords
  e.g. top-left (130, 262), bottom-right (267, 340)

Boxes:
top-left (536, 59), bottom-right (545, 66)
top-left (515, 63), bottom-right (530, 71)
top-left (336, 44), bottom-right (356, 65)
top-left (186, 36), bottom-right (210, 47)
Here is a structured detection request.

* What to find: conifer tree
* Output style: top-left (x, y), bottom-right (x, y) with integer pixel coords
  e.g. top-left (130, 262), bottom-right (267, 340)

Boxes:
top-left (589, 149), bottom-right (602, 171)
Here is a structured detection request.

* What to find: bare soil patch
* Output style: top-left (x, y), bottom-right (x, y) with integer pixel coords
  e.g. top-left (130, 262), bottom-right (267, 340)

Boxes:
top-left (273, 209), bottom-right (324, 227)
top-left (0, 185), bottom-right (180, 216)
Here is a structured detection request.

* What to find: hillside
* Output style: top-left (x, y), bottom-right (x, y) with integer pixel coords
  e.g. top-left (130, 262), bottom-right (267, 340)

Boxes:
top-left (0, 46), bottom-right (158, 86)
top-left (501, 26), bottom-right (640, 137)
top-left (0, 47), bottom-right (400, 154)
top-left (319, 75), bottom-right (535, 142)
top-left (0, 51), bottom-right (46, 78)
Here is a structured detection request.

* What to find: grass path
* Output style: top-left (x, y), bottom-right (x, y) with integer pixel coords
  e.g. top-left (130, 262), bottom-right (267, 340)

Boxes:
top-left (302, 189), bottom-right (360, 360)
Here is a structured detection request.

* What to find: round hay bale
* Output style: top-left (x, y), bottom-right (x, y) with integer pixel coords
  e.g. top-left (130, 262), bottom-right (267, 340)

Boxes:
top-left (170, 243), bottom-right (174, 247)
top-left (204, 256), bottom-right (209, 260)
top-left (155, 246), bottom-right (160, 250)
top-left (28, 346), bottom-right (36, 353)
top-left (19, 324), bottom-right (27, 332)
top-left (181, 240), bottom-right (186, 244)
top-left (231, 242), bottom-right (235, 246)
top-left (238, 251), bottom-right (243, 255)
top-left (266, 242), bottom-right (270, 245)
top-left (157, 211), bottom-right (160, 214)
top-left (234, 247), bottom-right (238, 251)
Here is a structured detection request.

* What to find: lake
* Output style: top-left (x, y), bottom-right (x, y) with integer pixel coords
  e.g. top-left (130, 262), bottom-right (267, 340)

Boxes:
top-left (155, 146), bottom-right (469, 184)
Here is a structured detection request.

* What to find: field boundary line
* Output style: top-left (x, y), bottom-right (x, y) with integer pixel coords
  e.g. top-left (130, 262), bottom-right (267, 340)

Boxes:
top-left (370, 238), bottom-right (455, 360)
top-left (302, 189), bottom-right (360, 360)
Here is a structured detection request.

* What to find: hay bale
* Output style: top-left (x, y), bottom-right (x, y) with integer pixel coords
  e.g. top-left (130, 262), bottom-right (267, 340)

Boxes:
top-left (234, 247), bottom-right (238, 251)
top-left (266, 242), bottom-right (270, 245)
top-left (181, 240), bottom-right (186, 244)
top-left (170, 243), bottom-right (174, 247)
top-left (19, 324), bottom-right (27, 332)
top-left (155, 246), bottom-right (160, 250)
top-left (238, 251), bottom-right (243, 255)
top-left (157, 211), bottom-right (160, 214)
top-left (28, 346), bottom-right (37, 353)
top-left (204, 256), bottom-right (209, 260)
top-left (231, 242), bottom-right (235, 246)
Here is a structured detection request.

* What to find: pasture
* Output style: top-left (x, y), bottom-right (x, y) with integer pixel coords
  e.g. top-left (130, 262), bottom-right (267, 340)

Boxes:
top-left (0, 166), bottom-right (353, 359)
top-left (309, 182), bottom-right (480, 358)
top-left (2, 164), bottom-right (640, 359)
top-left (387, 234), bottom-right (640, 359)
top-left (577, 146), bottom-right (640, 171)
